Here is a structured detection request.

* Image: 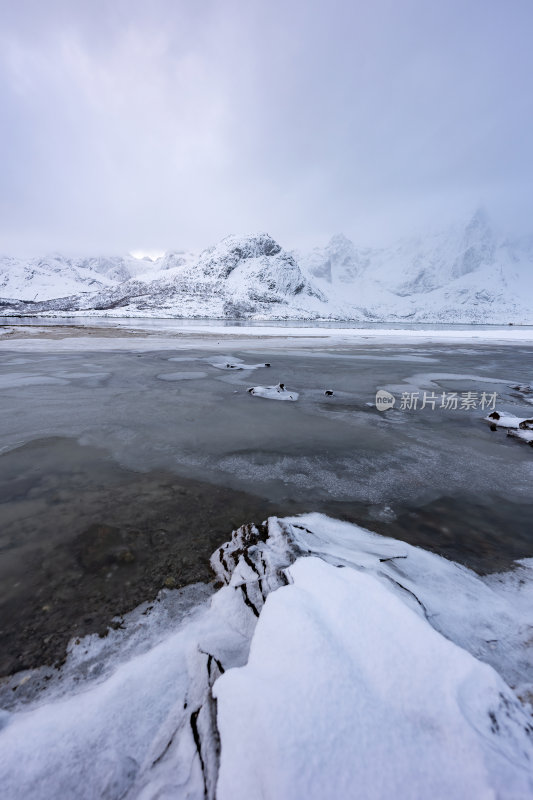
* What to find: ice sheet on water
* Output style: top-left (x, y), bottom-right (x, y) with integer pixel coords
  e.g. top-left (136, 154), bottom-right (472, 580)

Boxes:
top-left (1, 357), bottom-right (37, 364)
top-left (0, 373), bottom-right (70, 388)
top-left (0, 581), bottom-right (238, 800)
top-left (156, 371), bottom-right (208, 381)
top-left (510, 429), bottom-right (533, 444)
top-left (50, 371), bottom-right (111, 381)
top-left (385, 371), bottom-right (512, 395)
top-left (0, 583), bottom-right (214, 710)
top-left (208, 355), bottom-right (271, 371)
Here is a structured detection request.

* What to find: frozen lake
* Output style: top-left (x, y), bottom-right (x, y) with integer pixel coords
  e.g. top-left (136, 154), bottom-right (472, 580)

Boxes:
top-left (1, 324), bottom-right (533, 673)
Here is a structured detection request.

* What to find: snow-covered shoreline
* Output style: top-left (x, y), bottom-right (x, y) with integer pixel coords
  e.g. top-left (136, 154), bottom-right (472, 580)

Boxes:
top-left (2, 321), bottom-right (533, 353)
top-left (1, 513), bottom-right (532, 799)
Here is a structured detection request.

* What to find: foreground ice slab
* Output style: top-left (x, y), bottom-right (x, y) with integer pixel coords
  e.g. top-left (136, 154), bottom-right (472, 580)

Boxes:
top-left (215, 556), bottom-right (533, 800)
top-left (1, 514), bottom-right (533, 799)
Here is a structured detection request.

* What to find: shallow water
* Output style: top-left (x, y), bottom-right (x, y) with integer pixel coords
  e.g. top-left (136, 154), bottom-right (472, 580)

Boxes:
top-left (1, 339), bottom-right (532, 673)
top-left (0, 438), bottom-right (296, 675)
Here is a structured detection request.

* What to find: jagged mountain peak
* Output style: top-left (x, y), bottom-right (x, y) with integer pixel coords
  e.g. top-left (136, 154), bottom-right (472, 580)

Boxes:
top-left (299, 233), bottom-right (368, 285)
top-left (465, 206), bottom-right (491, 234)
top-left (192, 233), bottom-right (324, 312)
top-left (197, 233), bottom-right (283, 279)
top-left (327, 232), bottom-right (354, 249)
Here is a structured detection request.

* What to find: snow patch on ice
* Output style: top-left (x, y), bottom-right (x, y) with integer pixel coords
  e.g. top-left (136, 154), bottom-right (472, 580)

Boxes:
top-left (247, 384), bottom-right (299, 401)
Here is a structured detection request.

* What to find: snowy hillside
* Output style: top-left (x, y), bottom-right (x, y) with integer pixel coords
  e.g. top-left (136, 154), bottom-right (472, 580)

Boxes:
top-left (0, 255), bottom-right (123, 301)
top-left (0, 253), bottom-right (171, 302)
top-left (1, 213), bottom-right (532, 322)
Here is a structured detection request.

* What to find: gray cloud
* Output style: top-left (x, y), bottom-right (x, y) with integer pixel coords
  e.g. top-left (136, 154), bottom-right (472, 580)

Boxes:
top-left (1, 0), bottom-right (532, 255)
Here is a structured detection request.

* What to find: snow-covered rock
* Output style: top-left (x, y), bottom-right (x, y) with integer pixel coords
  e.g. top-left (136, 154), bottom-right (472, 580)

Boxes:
top-left (2, 514), bottom-right (533, 799)
top-left (485, 411), bottom-right (533, 430)
top-left (486, 411), bottom-right (533, 446)
top-left (247, 383), bottom-right (299, 401)
top-left (215, 556), bottom-right (533, 800)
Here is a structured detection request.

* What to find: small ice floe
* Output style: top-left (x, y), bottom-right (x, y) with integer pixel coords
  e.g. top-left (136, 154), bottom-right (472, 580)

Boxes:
top-left (511, 382), bottom-right (533, 394)
top-left (486, 411), bottom-right (533, 446)
top-left (156, 371), bottom-right (208, 381)
top-left (509, 428), bottom-right (533, 444)
top-left (510, 382), bottom-right (533, 405)
top-left (247, 383), bottom-right (299, 401)
top-left (368, 504), bottom-right (397, 522)
top-left (209, 357), bottom-right (271, 371)
top-left (0, 373), bottom-right (70, 389)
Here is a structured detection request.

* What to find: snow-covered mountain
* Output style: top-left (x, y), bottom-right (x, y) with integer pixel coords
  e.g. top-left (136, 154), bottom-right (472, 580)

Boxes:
top-left (0, 250), bottom-right (202, 302)
top-left (1, 213), bottom-right (532, 322)
top-left (0, 254), bottom-right (124, 301)
top-left (0, 234), bottom-right (324, 319)
top-left (297, 210), bottom-right (533, 323)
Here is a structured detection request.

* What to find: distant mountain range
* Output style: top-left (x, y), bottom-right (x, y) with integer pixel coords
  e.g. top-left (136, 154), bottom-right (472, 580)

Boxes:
top-left (1, 211), bottom-right (532, 322)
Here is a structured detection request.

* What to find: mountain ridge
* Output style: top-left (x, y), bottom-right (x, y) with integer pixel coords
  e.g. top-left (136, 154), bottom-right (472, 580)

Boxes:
top-left (1, 213), bottom-right (532, 323)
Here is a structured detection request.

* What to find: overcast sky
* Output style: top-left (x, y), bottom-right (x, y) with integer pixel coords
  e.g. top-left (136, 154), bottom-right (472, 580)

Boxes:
top-left (1, 0), bottom-right (532, 256)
